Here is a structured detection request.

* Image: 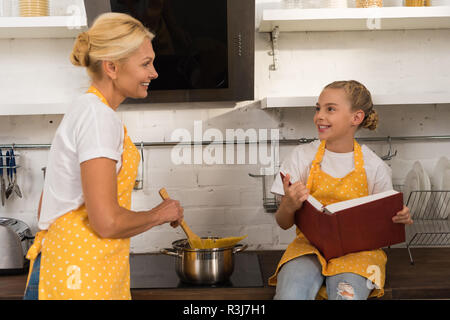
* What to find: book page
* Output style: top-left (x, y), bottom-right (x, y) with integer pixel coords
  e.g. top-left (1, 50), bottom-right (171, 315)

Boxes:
top-left (306, 195), bottom-right (323, 211)
top-left (324, 190), bottom-right (399, 214)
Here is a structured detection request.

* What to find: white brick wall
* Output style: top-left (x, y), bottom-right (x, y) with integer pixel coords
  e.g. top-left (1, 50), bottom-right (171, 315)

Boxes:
top-left (0, 0), bottom-right (449, 253)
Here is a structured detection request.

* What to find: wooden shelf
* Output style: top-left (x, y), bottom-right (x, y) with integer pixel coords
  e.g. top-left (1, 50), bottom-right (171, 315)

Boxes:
top-left (259, 6), bottom-right (450, 32)
top-left (261, 93), bottom-right (450, 109)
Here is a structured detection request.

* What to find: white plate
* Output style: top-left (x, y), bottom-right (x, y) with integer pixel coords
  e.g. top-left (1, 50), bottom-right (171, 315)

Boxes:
top-left (403, 168), bottom-right (420, 208)
top-left (440, 169), bottom-right (450, 219)
top-left (412, 161), bottom-right (431, 219)
top-left (431, 156), bottom-right (450, 190)
top-left (383, 0), bottom-right (403, 6)
top-left (431, 157), bottom-right (450, 218)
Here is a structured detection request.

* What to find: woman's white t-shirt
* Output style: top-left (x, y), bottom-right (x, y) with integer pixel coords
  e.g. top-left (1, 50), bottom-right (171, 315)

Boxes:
top-left (38, 93), bottom-right (124, 230)
top-left (271, 140), bottom-right (393, 197)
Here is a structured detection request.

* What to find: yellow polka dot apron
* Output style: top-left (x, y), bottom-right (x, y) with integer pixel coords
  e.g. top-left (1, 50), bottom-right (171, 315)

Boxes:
top-left (25, 86), bottom-right (140, 300)
top-left (269, 140), bottom-right (386, 299)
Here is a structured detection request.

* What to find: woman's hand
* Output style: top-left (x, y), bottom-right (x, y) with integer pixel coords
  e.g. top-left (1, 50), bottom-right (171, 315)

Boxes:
top-left (153, 198), bottom-right (184, 228)
top-left (81, 157), bottom-right (184, 238)
top-left (280, 173), bottom-right (309, 214)
top-left (392, 205), bottom-right (413, 225)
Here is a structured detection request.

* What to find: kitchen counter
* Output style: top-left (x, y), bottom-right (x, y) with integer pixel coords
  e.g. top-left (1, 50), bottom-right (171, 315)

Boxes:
top-left (2, 248), bottom-right (450, 300)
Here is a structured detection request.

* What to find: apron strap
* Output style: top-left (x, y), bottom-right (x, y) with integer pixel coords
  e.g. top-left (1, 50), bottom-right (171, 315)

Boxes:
top-left (306, 139), bottom-right (364, 189)
top-left (26, 230), bottom-right (47, 261)
top-left (87, 86), bottom-right (110, 107)
top-left (87, 85), bottom-right (128, 140)
top-left (353, 139), bottom-right (365, 172)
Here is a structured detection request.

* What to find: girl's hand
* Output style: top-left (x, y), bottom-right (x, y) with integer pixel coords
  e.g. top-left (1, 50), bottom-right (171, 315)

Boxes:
top-left (392, 205), bottom-right (413, 225)
top-left (281, 173), bottom-right (309, 214)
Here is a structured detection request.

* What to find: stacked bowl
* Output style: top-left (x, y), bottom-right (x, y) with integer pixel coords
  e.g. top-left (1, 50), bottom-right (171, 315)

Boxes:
top-left (19, 0), bottom-right (48, 17)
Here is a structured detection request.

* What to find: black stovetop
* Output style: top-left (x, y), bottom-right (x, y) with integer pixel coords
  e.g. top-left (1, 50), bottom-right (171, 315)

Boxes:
top-left (130, 252), bottom-right (264, 289)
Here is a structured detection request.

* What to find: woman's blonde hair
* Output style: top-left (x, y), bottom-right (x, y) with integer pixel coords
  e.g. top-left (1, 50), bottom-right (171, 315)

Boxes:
top-left (324, 80), bottom-right (378, 131)
top-left (70, 12), bottom-right (155, 80)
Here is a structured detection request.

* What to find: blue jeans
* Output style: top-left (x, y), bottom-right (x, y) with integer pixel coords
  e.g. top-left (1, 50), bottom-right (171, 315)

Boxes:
top-left (274, 254), bottom-right (371, 300)
top-left (23, 253), bottom-right (41, 300)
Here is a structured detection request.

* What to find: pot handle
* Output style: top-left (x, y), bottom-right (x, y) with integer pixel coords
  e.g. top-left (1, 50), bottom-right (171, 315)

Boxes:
top-left (233, 244), bottom-right (248, 254)
top-left (160, 248), bottom-right (182, 258)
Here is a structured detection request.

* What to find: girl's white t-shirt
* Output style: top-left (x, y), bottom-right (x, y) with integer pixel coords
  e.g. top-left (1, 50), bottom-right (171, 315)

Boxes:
top-left (271, 140), bottom-right (393, 197)
top-left (38, 93), bottom-right (124, 230)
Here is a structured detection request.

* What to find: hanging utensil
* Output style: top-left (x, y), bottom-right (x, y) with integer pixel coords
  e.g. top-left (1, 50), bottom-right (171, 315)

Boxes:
top-left (5, 150), bottom-right (13, 199)
top-left (133, 141), bottom-right (144, 190)
top-left (10, 149), bottom-right (22, 198)
top-left (0, 149), bottom-right (5, 206)
top-left (381, 136), bottom-right (398, 161)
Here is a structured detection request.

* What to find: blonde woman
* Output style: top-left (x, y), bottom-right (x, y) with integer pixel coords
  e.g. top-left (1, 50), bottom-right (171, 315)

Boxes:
top-left (23, 13), bottom-right (184, 300)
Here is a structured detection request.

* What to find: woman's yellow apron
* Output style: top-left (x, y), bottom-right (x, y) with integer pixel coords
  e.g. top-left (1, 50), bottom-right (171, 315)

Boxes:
top-left (25, 87), bottom-right (140, 300)
top-left (269, 140), bottom-right (386, 299)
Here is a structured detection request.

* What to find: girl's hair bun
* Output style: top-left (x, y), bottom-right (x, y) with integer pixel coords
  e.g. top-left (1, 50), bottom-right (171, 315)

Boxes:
top-left (324, 80), bottom-right (378, 131)
top-left (70, 31), bottom-right (91, 67)
top-left (361, 108), bottom-right (378, 131)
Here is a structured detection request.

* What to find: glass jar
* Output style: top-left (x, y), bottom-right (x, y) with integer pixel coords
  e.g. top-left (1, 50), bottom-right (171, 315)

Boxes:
top-left (405, 0), bottom-right (425, 5)
top-left (356, 0), bottom-right (384, 7)
top-left (282, 0), bottom-right (302, 8)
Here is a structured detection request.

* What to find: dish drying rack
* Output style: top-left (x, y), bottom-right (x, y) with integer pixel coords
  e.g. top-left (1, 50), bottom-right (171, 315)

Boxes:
top-left (248, 172), bottom-right (278, 212)
top-left (396, 184), bottom-right (450, 265)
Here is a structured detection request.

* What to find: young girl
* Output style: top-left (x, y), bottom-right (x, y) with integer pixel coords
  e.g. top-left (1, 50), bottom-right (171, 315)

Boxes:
top-left (23, 13), bottom-right (184, 300)
top-left (269, 80), bottom-right (413, 300)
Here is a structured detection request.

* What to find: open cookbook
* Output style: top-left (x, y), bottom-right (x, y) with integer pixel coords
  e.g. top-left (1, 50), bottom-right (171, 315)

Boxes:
top-left (280, 172), bottom-right (406, 260)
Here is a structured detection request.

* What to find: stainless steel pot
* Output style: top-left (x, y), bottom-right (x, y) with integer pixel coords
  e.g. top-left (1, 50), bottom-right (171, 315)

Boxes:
top-left (160, 238), bottom-right (248, 285)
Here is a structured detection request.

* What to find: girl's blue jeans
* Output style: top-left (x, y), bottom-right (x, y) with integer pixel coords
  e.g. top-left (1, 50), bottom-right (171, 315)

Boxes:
top-left (23, 253), bottom-right (41, 300)
top-left (274, 254), bottom-right (371, 300)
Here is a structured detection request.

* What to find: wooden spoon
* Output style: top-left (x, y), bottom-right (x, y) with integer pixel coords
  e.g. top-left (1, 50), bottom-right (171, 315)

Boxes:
top-left (158, 188), bottom-right (205, 249)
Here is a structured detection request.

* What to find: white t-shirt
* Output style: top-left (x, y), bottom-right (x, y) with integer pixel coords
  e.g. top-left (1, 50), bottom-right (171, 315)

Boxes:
top-left (38, 93), bottom-right (124, 230)
top-left (271, 140), bottom-right (393, 197)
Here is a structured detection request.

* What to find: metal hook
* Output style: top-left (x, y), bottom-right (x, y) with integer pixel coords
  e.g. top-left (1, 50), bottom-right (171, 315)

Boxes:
top-left (381, 136), bottom-right (397, 161)
top-left (134, 142), bottom-right (145, 190)
top-left (140, 141), bottom-right (144, 162)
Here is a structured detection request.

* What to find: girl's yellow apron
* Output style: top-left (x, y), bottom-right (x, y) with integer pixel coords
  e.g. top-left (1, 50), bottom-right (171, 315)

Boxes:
top-left (269, 140), bottom-right (386, 299)
top-left (25, 86), bottom-right (140, 300)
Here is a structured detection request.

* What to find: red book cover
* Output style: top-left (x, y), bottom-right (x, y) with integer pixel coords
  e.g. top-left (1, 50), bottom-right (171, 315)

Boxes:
top-left (280, 172), bottom-right (406, 260)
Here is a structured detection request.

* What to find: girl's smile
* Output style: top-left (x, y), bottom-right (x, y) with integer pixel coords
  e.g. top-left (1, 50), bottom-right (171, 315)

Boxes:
top-left (317, 124), bottom-right (331, 133)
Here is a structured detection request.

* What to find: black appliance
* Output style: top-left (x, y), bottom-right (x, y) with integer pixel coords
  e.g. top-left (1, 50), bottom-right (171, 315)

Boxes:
top-left (84, 0), bottom-right (255, 104)
top-left (130, 252), bottom-right (263, 289)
